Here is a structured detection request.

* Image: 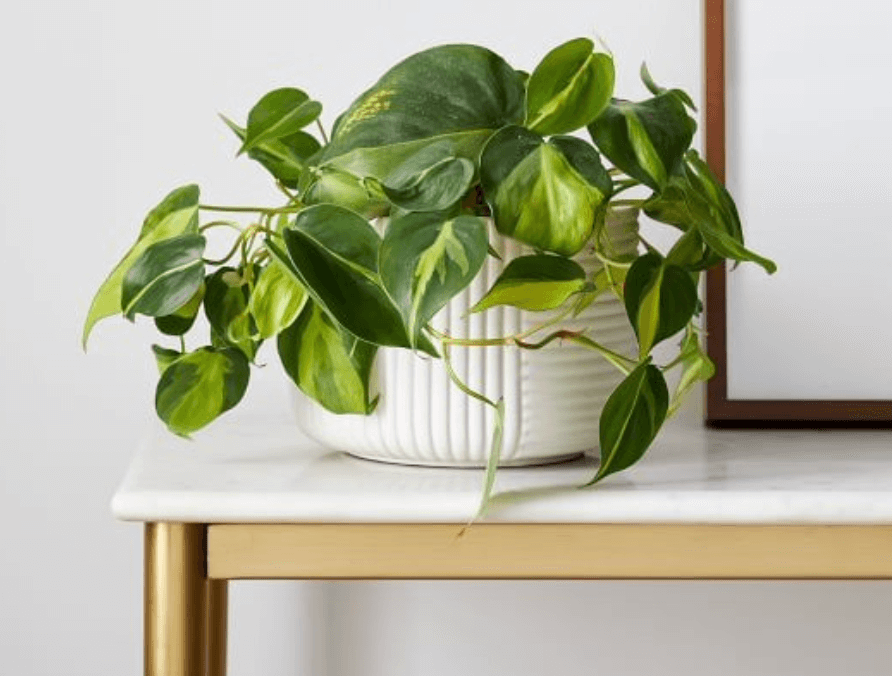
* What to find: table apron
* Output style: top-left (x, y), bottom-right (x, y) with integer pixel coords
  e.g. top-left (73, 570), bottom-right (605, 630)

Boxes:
top-left (204, 523), bottom-right (892, 580)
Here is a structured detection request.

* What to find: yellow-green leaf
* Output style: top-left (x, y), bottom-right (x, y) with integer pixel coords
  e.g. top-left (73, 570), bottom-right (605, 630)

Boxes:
top-left (249, 258), bottom-right (309, 339)
top-left (83, 184), bottom-right (199, 348)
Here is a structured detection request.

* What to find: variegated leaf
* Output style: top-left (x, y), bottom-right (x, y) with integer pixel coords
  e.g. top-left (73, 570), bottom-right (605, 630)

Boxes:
top-left (379, 212), bottom-right (488, 345)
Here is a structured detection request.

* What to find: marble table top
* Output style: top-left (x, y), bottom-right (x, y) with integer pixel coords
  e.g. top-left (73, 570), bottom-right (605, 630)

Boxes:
top-left (112, 412), bottom-right (892, 524)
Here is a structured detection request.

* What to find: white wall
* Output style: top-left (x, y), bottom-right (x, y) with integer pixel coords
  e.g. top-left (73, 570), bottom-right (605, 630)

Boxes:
top-left (1, 1), bottom-right (890, 675)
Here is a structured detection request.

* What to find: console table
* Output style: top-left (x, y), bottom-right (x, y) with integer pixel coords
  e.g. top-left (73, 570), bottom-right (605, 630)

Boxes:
top-left (112, 415), bottom-right (892, 676)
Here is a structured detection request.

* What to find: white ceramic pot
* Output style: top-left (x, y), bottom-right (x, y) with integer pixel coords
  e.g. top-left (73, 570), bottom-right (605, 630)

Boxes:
top-left (292, 208), bottom-right (639, 467)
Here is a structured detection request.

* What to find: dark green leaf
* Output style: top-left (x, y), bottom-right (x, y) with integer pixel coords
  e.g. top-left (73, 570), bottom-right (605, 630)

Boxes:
top-left (379, 212), bottom-right (488, 343)
top-left (643, 151), bottom-right (776, 274)
top-left (248, 258), bottom-right (308, 339)
top-left (155, 346), bottom-right (250, 436)
top-left (204, 267), bottom-right (261, 360)
top-left (151, 344), bottom-right (182, 375)
top-left (480, 126), bottom-right (612, 255)
top-left (320, 44), bottom-right (525, 179)
top-left (121, 235), bottom-right (206, 320)
top-left (470, 254), bottom-right (586, 313)
top-left (221, 114), bottom-right (319, 189)
top-left (277, 301), bottom-right (377, 414)
top-left (155, 282), bottom-right (205, 336)
top-left (84, 184), bottom-right (199, 347)
top-left (277, 205), bottom-right (435, 353)
top-left (590, 362), bottom-right (668, 484)
top-left (624, 253), bottom-right (698, 357)
top-left (588, 93), bottom-right (696, 190)
top-left (382, 140), bottom-right (475, 212)
top-left (240, 88), bottom-right (322, 155)
top-left (526, 37), bottom-right (615, 135)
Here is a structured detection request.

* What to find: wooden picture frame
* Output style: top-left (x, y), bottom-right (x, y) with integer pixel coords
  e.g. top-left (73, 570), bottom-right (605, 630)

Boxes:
top-left (703, 0), bottom-right (892, 425)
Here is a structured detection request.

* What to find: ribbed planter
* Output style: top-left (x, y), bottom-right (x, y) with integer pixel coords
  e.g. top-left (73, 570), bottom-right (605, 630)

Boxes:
top-left (292, 207), bottom-right (639, 467)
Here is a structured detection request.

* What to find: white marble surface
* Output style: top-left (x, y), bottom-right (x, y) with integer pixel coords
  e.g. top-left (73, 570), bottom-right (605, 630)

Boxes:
top-left (111, 412), bottom-right (892, 524)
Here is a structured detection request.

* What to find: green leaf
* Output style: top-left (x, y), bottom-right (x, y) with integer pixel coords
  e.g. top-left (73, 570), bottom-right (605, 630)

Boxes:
top-left (83, 184), bottom-right (199, 347)
top-left (239, 88), bottom-right (322, 155)
top-left (151, 345), bottom-right (182, 375)
top-left (381, 140), bottom-right (475, 212)
top-left (640, 63), bottom-right (697, 111)
top-left (623, 253), bottom-right (698, 358)
top-left (121, 235), bottom-right (206, 320)
top-left (590, 361), bottom-right (668, 484)
top-left (526, 37), bottom-right (615, 135)
top-left (248, 257), bottom-right (309, 339)
top-left (379, 212), bottom-right (488, 344)
top-left (277, 301), bottom-right (377, 414)
top-left (480, 126), bottom-right (612, 256)
top-left (470, 254), bottom-right (586, 313)
top-left (668, 325), bottom-right (715, 417)
top-left (302, 167), bottom-right (389, 219)
top-left (155, 346), bottom-right (250, 436)
top-left (320, 44), bottom-right (525, 179)
top-left (155, 282), bottom-right (205, 336)
top-left (277, 205), bottom-right (435, 353)
top-left (221, 114), bottom-right (320, 189)
top-left (588, 93), bottom-right (696, 190)
top-left (643, 151), bottom-right (776, 274)
top-left (204, 267), bottom-right (260, 360)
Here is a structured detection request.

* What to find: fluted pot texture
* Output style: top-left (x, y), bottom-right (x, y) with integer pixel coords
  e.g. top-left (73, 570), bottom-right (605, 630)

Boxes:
top-left (292, 207), bottom-right (640, 467)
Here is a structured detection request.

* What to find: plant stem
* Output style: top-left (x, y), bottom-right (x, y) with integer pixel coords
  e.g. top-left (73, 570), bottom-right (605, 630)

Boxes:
top-left (179, 336), bottom-right (186, 353)
top-left (316, 119), bottom-right (330, 144)
top-left (610, 198), bottom-right (645, 208)
top-left (199, 204), bottom-right (303, 215)
top-left (199, 220), bottom-right (244, 234)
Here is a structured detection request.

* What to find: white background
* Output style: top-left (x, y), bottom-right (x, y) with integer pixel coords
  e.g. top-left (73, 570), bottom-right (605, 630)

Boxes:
top-left (1, 1), bottom-right (891, 675)
top-left (726, 0), bottom-right (892, 399)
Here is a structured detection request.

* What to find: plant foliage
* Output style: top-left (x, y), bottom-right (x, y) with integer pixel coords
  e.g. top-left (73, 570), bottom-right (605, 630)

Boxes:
top-left (85, 39), bottom-right (775, 504)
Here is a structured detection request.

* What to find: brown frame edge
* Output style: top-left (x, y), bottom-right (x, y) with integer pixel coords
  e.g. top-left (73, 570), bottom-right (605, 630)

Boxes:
top-left (703, 0), bottom-right (892, 425)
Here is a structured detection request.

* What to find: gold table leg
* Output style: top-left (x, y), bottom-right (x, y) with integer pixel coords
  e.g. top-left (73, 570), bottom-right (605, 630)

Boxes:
top-left (145, 523), bottom-right (208, 676)
top-left (206, 579), bottom-right (228, 676)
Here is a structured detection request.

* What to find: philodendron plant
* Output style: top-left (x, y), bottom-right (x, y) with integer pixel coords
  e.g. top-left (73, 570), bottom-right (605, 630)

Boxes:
top-left (85, 38), bottom-right (775, 506)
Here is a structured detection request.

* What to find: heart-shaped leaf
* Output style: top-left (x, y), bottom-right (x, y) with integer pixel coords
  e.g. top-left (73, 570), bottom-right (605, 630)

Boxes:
top-left (204, 267), bottom-right (261, 360)
top-left (588, 92), bottom-right (696, 190)
top-left (155, 346), bottom-right (250, 436)
top-left (155, 283), bottom-right (205, 336)
top-left (379, 212), bottom-right (488, 344)
top-left (623, 253), bottom-right (698, 358)
top-left (221, 115), bottom-right (320, 189)
top-left (589, 361), bottom-right (668, 484)
top-left (319, 44), bottom-right (525, 179)
top-left (526, 37), bottom-right (615, 135)
top-left (276, 205), bottom-right (435, 353)
top-left (381, 141), bottom-right (475, 212)
top-left (239, 88), bottom-right (322, 155)
top-left (480, 126), bottom-right (612, 255)
top-left (248, 257), bottom-right (309, 339)
top-left (277, 301), bottom-right (377, 414)
top-left (470, 254), bottom-right (586, 313)
top-left (121, 235), bottom-right (206, 320)
top-left (83, 184), bottom-right (199, 347)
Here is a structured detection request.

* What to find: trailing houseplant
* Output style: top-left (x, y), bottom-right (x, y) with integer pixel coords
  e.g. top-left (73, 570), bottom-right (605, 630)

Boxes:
top-left (84, 38), bottom-right (775, 507)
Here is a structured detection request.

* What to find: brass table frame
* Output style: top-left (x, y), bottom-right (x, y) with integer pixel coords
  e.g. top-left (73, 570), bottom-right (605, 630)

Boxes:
top-left (144, 522), bottom-right (892, 676)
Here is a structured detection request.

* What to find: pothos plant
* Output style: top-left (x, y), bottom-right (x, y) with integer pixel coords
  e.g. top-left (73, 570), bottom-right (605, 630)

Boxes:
top-left (84, 38), bottom-right (775, 508)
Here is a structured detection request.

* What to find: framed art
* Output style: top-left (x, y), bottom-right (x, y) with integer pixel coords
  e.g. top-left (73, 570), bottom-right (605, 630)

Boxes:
top-left (704, 0), bottom-right (892, 424)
